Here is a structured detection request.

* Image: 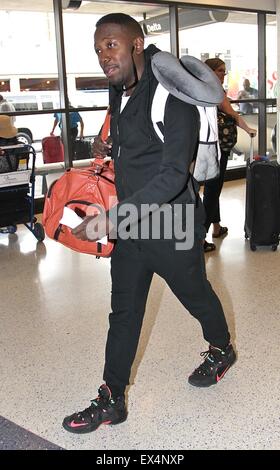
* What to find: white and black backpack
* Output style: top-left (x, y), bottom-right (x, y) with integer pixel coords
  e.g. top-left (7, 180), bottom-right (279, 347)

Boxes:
top-left (151, 52), bottom-right (224, 183)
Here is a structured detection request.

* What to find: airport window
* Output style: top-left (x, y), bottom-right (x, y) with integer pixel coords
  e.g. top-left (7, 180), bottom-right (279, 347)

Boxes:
top-left (266, 14), bottom-right (277, 157)
top-left (179, 8), bottom-right (258, 102)
top-left (178, 8), bottom-right (261, 167)
top-left (7, 95), bottom-right (39, 112)
top-left (266, 15), bottom-right (277, 101)
top-left (42, 101), bottom-right (54, 110)
top-left (0, 0), bottom-right (276, 185)
top-left (62, 3), bottom-right (170, 138)
top-left (0, 79), bottom-right (10, 92)
top-left (75, 76), bottom-right (108, 91)
top-left (20, 78), bottom-right (59, 92)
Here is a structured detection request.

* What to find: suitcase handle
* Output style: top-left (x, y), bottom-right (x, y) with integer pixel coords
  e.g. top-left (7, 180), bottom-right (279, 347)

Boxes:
top-left (249, 134), bottom-right (255, 163)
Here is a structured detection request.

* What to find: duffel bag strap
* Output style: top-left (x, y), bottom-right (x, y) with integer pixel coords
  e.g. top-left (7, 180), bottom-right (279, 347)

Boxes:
top-left (100, 107), bottom-right (111, 142)
top-left (91, 107), bottom-right (111, 174)
top-left (92, 158), bottom-right (111, 174)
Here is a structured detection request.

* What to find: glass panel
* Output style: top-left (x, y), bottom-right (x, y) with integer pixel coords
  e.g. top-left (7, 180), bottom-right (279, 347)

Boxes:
top-left (0, 79), bottom-right (10, 92)
top-left (0, 0), bottom-right (61, 181)
top-left (266, 15), bottom-right (276, 158)
top-left (228, 108), bottom-right (259, 167)
top-left (140, 9), bottom-right (171, 52)
top-left (62, 2), bottom-right (170, 142)
top-left (20, 78), bottom-right (59, 92)
top-left (266, 15), bottom-right (277, 100)
top-left (75, 76), bottom-right (108, 91)
top-left (179, 8), bottom-right (259, 168)
top-left (267, 110), bottom-right (277, 158)
top-left (12, 112), bottom-right (59, 201)
top-left (0, 1), bottom-right (58, 114)
top-left (178, 8), bottom-right (258, 102)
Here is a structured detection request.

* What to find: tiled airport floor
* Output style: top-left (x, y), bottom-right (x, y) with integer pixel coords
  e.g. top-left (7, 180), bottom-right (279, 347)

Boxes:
top-left (0, 179), bottom-right (279, 450)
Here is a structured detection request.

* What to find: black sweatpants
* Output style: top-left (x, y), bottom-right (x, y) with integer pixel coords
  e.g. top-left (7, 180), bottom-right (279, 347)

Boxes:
top-left (103, 236), bottom-right (230, 395)
top-left (203, 150), bottom-right (230, 232)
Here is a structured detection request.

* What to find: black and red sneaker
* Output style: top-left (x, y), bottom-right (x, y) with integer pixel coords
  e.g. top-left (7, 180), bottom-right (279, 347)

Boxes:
top-left (188, 344), bottom-right (236, 387)
top-left (62, 384), bottom-right (127, 434)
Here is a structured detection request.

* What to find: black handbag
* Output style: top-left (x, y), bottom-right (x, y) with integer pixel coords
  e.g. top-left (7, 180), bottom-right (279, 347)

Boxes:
top-left (73, 138), bottom-right (92, 160)
top-left (217, 111), bottom-right (237, 152)
top-left (0, 137), bottom-right (19, 173)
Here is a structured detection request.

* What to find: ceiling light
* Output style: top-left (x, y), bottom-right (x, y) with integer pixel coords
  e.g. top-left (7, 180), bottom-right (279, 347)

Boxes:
top-left (62, 1), bottom-right (82, 10)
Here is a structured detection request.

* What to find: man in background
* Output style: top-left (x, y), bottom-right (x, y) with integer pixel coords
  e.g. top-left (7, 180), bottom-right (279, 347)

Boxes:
top-left (237, 79), bottom-right (258, 114)
top-left (50, 105), bottom-right (84, 140)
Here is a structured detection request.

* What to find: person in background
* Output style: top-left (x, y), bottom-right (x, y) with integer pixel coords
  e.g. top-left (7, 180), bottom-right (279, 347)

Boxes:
top-left (50, 105), bottom-right (84, 140)
top-left (0, 95), bottom-right (16, 125)
top-left (237, 79), bottom-right (258, 114)
top-left (203, 58), bottom-right (257, 253)
top-left (62, 14), bottom-right (236, 435)
top-left (50, 105), bottom-right (84, 160)
top-left (0, 114), bottom-right (19, 173)
top-left (0, 114), bottom-right (18, 144)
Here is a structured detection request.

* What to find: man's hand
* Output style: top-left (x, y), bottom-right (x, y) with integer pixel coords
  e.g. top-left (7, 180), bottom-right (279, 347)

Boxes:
top-left (71, 212), bottom-right (114, 242)
top-left (92, 135), bottom-right (112, 159)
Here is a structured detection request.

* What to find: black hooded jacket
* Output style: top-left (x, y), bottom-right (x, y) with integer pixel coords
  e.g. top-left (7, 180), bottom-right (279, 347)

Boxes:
top-left (108, 45), bottom-right (205, 235)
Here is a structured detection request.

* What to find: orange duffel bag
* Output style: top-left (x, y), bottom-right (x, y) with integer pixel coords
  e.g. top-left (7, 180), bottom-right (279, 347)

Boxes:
top-left (42, 111), bottom-right (117, 257)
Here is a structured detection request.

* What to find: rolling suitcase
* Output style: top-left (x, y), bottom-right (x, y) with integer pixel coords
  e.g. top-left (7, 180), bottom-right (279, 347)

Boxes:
top-left (42, 136), bottom-right (64, 163)
top-left (244, 137), bottom-right (280, 251)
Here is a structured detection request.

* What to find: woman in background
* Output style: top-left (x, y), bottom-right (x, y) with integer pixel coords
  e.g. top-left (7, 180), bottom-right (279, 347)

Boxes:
top-left (203, 58), bottom-right (257, 252)
top-left (0, 114), bottom-right (19, 173)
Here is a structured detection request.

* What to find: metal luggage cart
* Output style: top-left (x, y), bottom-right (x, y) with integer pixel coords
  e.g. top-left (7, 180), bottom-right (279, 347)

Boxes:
top-left (0, 144), bottom-right (45, 241)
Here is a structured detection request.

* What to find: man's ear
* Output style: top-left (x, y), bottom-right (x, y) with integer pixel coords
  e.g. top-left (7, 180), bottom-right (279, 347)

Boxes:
top-left (133, 37), bottom-right (144, 54)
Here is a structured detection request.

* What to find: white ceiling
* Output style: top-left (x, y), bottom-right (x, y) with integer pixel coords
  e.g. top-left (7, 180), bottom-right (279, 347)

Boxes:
top-left (0, 0), bottom-right (53, 11)
top-left (0, 0), bottom-right (275, 24)
top-left (0, 0), bottom-right (163, 16)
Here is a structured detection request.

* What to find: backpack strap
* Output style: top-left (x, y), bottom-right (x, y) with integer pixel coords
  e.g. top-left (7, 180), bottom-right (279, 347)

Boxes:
top-left (151, 76), bottom-right (220, 186)
top-left (196, 106), bottom-right (219, 144)
top-left (151, 83), bottom-right (198, 204)
top-left (151, 82), bottom-right (169, 142)
top-left (100, 107), bottom-right (111, 142)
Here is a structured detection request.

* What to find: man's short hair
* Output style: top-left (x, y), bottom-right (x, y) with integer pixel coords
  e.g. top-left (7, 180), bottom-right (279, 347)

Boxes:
top-left (96, 13), bottom-right (144, 39)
